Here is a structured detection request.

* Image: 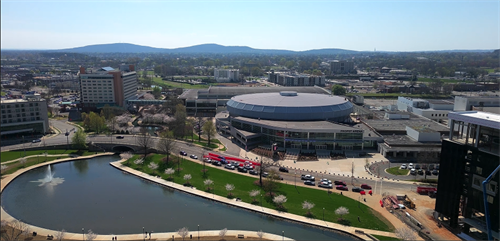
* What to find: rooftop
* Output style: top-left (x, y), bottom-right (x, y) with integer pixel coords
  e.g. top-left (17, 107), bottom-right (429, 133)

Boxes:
top-left (180, 86), bottom-right (330, 100)
top-left (449, 111), bottom-right (500, 130)
top-left (364, 119), bottom-right (449, 133)
top-left (383, 134), bottom-right (442, 146)
top-left (233, 116), bottom-right (360, 133)
top-left (230, 92), bottom-right (348, 107)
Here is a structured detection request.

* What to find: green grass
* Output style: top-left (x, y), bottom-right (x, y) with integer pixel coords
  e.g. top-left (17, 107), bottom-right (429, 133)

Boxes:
top-left (1, 156), bottom-right (63, 176)
top-left (1, 91), bottom-right (6, 96)
top-left (372, 234), bottom-right (400, 240)
top-left (125, 154), bottom-right (393, 232)
top-left (70, 121), bottom-right (84, 130)
top-left (183, 133), bottom-right (222, 149)
top-left (1, 149), bottom-right (94, 163)
top-left (346, 93), bottom-right (451, 99)
top-left (386, 167), bottom-right (409, 176)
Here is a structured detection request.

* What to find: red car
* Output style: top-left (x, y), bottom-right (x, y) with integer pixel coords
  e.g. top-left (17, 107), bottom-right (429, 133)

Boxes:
top-left (361, 184), bottom-right (372, 190)
top-left (336, 185), bottom-right (348, 191)
top-left (334, 180), bottom-right (346, 186)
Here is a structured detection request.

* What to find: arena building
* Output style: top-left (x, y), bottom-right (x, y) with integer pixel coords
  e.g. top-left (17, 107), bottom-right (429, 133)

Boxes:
top-left (216, 91), bottom-right (375, 155)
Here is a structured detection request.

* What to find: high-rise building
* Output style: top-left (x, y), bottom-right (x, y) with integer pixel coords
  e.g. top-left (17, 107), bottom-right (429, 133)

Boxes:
top-left (434, 111), bottom-right (499, 240)
top-left (330, 60), bottom-right (354, 74)
top-left (267, 71), bottom-right (325, 87)
top-left (78, 65), bottom-right (137, 111)
top-left (1, 93), bottom-right (49, 138)
top-left (214, 69), bottom-right (239, 83)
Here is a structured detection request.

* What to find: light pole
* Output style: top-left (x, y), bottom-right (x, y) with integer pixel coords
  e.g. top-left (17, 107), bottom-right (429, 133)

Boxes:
top-left (143, 227), bottom-right (145, 241)
top-left (260, 194), bottom-right (263, 210)
top-left (282, 231), bottom-right (284, 241)
top-left (22, 135), bottom-right (26, 157)
top-left (82, 228), bottom-right (84, 241)
top-left (198, 225), bottom-right (200, 240)
top-left (323, 208), bottom-right (325, 221)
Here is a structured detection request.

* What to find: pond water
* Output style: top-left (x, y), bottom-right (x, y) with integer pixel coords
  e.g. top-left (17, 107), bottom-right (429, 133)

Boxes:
top-left (1, 156), bottom-right (355, 240)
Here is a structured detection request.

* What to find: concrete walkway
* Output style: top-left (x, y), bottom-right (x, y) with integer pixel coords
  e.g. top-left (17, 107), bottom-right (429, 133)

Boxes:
top-left (111, 159), bottom-right (399, 240)
top-left (1, 154), bottom-right (70, 165)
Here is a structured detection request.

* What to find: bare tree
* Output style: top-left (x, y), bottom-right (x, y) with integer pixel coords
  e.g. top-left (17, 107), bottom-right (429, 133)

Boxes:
top-left (203, 179), bottom-right (214, 191)
top-left (335, 206), bottom-right (349, 220)
top-left (0, 219), bottom-right (30, 241)
top-left (273, 195), bottom-right (287, 210)
top-left (249, 190), bottom-right (260, 203)
top-left (85, 229), bottom-right (97, 241)
top-left (143, 93), bottom-right (155, 100)
top-left (257, 230), bottom-right (264, 240)
top-left (134, 158), bottom-right (144, 165)
top-left (136, 127), bottom-right (153, 157)
top-left (225, 184), bottom-right (235, 197)
top-left (258, 156), bottom-right (272, 186)
top-left (262, 170), bottom-right (280, 196)
top-left (52, 105), bottom-right (61, 117)
top-left (120, 152), bottom-right (133, 160)
top-left (395, 226), bottom-right (418, 240)
top-left (165, 168), bottom-right (175, 180)
top-left (156, 131), bottom-right (176, 164)
top-left (177, 227), bottom-right (189, 241)
top-left (302, 200), bottom-right (315, 216)
top-left (183, 174), bottom-right (192, 185)
top-left (219, 228), bottom-right (228, 240)
top-left (55, 229), bottom-right (66, 241)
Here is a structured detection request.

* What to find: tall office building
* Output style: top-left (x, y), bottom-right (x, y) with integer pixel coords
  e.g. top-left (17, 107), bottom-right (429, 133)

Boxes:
top-left (78, 65), bottom-right (137, 111)
top-left (434, 111), bottom-right (499, 240)
top-left (214, 69), bottom-right (239, 83)
top-left (1, 93), bottom-right (49, 138)
top-left (330, 60), bottom-right (354, 74)
top-left (268, 71), bottom-right (325, 87)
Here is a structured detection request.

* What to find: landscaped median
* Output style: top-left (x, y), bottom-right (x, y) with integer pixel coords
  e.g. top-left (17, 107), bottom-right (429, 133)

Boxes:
top-left (385, 167), bottom-right (409, 176)
top-left (119, 153), bottom-right (396, 237)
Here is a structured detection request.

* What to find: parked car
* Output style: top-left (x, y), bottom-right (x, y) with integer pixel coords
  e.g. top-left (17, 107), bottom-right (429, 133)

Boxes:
top-left (230, 161), bottom-right (239, 167)
top-left (279, 167), bottom-right (289, 173)
top-left (415, 164), bottom-right (421, 169)
top-left (320, 179), bottom-right (332, 184)
top-left (237, 166), bottom-right (248, 173)
top-left (352, 187), bottom-right (364, 192)
top-left (410, 168), bottom-right (416, 175)
top-left (304, 180), bottom-right (315, 186)
top-left (203, 158), bottom-right (212, 163)
top-left (180, 151), bottom-right (187, 156)
top-left (212, 161), bottom-right (221, 166)
top-left (435, 164), bottom-right (440, 170)
top-left (318, 182), bottom-right (333, 189)
top-left (262, 172), bottom-right (269, 177)
top-left (432, 170), bottom-right (439, 175)
top-left (360, 184), bottom-right (372, 189)
top-left (408, 163), bottom-right (414, 169)
top-left (32, 139), bottom-right (41, 143)
top-left (425, 170), bottom-right (432, 175)
top-left (301, 174), bottom-right (315, 181)
top-left (334, 180), bottom-right (346, 186)
top-left (224, 164), bottom-right (235, 170)
top-left (418, 169), bottom-right (424, 175)
top-left (336, 185), bottom-right (348, 191)
top-left (249, 170), bottom-right (259, 175)
top-left (429, 164), bottom-right (435, 170)
top-left (400, 164), bottom-right (407, 169)
top-left (190, 154), bottom-right (198, 159)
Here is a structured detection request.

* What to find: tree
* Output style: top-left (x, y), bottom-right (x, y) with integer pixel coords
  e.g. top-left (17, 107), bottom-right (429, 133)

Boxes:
top-left (136, 127), bottom-right (153, 157)
top-left (134, 158), bottom-right (144, 165)
top-left (183, 174), bottom-right (192, 185)
top-left (165, 168), bottom-right (175, 180)
top-left (257, 230), bottom-right (264, 240)
top-left (173, 104), bottom-right (187, 138)
top-left (177, 227), bottom-right (189, 241)
top-left (85, 229), bottom-right (97, 241)
top-left (225, 183), bottom-right (235, 197)
top-left (273, 194), bottom-right (287, 210)
top-left (19, 158), bottom-right (27, 167)
top-left (55, 229), bottom-right (66, 241)
top-left (0, 219), bottom-right (30, 241)
top-left (100, 104), bottom-right (115, 120)
top-left (258, 156), bottom-right (272, 186)
top-left (52, 105), bottom-right (61, 117)
top-left (152, 86), bottom-right (162, 99)
top-left (143, 93), bottom-right (155, 100)
top-left (332, 84), bottom-right (346, 95)
top-left (156, 131), bottom-right (176, 164)
top-left (249, 190), bottom-right (260, 203)
top-left (72, 129), bottom-right (87, 150)
top-left (395, 226), bottom-right (418, 240)
top-left (148, 162), bottom-right (158, 170)
top-left (120, 152), bottom-right (133, 160)
top-left (335, 206), bottom-right (349, 220)
top-left (262, 170), bottom-right (280, 196)
top-left (219, 228), bottom-right (227, 240)
top-left (302, 200), bottom-right (315, 216)
top-left (202, 119), bottom-right (216, 147)
top-left (1, 165), bottom-right (7, 172)
top-left (203, 179), bottom-right (214, 191)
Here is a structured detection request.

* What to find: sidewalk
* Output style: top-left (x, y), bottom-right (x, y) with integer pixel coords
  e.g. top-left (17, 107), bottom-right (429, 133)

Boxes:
top-left (1, 154), bottom-right (70, 165)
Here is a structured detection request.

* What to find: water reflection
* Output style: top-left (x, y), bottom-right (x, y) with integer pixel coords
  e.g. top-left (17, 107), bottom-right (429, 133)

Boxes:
top-left (73, 159), bottom-right (88, 174)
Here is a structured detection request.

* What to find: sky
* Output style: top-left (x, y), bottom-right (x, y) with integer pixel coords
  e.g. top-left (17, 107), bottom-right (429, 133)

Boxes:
top-left (1, 0), bottom-right (499, 51)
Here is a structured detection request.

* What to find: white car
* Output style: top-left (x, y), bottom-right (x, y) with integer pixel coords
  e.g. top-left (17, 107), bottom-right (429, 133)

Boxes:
top-left (320, 179), bottom-right (332, 184)
top-left (318, 181), bottom-right (333, 189)
top-left (408, 163), bottom-right (414, 169)
top-left (401, 164), bottom-right (407, 169)
top-left (224, 164), bottom-right (235, 170)
top-left (410, 168), bottom-right (416, 175)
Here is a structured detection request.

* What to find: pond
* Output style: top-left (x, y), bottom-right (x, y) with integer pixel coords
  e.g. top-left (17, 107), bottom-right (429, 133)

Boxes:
top-left (1, 156), bottom-right (355, 240)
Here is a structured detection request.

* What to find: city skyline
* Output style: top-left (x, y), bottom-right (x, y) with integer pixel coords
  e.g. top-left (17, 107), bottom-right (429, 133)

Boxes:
top-left (1, 0), bottom-right (499, 51)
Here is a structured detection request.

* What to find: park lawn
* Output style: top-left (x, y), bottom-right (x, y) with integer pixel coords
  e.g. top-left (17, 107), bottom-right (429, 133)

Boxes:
top-left (372, 234), bottom-right (399, 240)
top-left (1, 149), bottom-right (94, 163)
top-left (125, 154), bottom-right (393, 232)
top-left (183, 133), bottom-right (222, 149)
top-left (386, 167), bottom-right (409, 176)
top-left (1, 156), bottom-right (62, 176)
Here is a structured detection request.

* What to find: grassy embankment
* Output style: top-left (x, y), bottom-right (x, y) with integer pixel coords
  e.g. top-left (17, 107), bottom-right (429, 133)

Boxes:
top-left (385, 167), bottom-right (409, 176)
top-left (1, 149), bottom-right (94, 163)
top-left (124, 154), bottom-right (394, 232)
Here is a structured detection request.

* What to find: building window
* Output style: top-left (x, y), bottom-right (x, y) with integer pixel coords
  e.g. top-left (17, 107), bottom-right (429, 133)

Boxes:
top-left (35, 103), bottom-right (38, 106)
top-left (476, 167), bottom-right (482, 175)
top-left (36, 117), bottom-right (40, 120)
top-left (23, 118), bottom-right (26, 121)
top-left (2, 115), bottom-right (5, 118)
top-left (2, 120), bottom-right (6, 124)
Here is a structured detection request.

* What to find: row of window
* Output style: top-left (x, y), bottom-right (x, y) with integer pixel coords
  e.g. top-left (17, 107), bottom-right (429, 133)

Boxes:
top-left (2, 112), bottom-right (40, 118)
top-left (431, 113), bottom-right (448, 117)
top-left (1, 108), bottom-right (40, 114)
top-left (2, 116), bottom-right (41, 123)
top-left (1, 103), bottom-right (39, 109)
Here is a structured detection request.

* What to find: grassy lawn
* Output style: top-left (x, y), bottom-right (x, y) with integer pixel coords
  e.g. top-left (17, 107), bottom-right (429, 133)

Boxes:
top-left (124, 154), bottom-right (393, 232)
top-left (183, 133), bottom-right (222, 149)
top-left (372, 234), bottom-right (400, 240)
top-left (386, 167), bottom-right (409, 176)
top-left (1, 156), bottom-right (63, 176)
top-left (1, 149), bottom-right (94, 163)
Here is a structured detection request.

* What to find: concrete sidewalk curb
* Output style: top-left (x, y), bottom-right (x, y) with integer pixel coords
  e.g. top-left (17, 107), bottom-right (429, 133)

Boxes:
top-left (1, 154), bottom-right (71, 165)
top-left (66, 121), bottom-right (85, 131)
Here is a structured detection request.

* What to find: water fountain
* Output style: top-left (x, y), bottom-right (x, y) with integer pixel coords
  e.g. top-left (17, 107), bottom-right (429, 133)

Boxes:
top-left (31, 164), bottom-right (64, 187)
top-left (44, 165), bottom-right (54, 183)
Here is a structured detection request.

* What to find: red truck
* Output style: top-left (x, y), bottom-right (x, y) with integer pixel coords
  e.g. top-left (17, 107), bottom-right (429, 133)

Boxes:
top-left (417, 186), bottom-right (437, 195)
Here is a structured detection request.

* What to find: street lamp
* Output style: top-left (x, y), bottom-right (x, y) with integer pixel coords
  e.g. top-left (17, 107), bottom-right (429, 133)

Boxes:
top-left (323, 208), bottom-right (325, 221)
top-left (82, 228), bottom-right (84, 241)
top-left (143, 227), bottom-right (145, 241)
top-left (260, 194), bottom-right (263, 210)
top-left (282, 231), bottom-right (284, 241)
top-left (198, 225), bottom-right (200, 240)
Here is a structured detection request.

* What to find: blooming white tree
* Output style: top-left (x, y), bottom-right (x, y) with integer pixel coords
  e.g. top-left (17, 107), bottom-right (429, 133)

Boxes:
top-left (153, 114), bottom-right (165, 124)
top-left (120, 152), bottom-right (133, 160)
top-left (225, 184), bottom-right (235, 197)
top-left (143, 93), bottom-right (155, 100)
top-left (116, 114), bottom-right (132, 127)
top-left (335, 206), bottom-right (349, 220)
top-left (163, 115), bottom-right (174, 124)
top-left (85, 229), bottom-right (97, 241)
top-left (55, 229), bottom-right (66, 241)
top-left (219, 228), bottom-right (227, 240)
top-left (273, 195), bottom-right (287, 209)
top-left (177, 227), bottom-right (189, 241)
top-left (302, 200), bottom-right (315, 215)
top-left (249, 190), bottom-right (260, 203)
top-left (142, 113), bottom-right (153, 123)
top-left (134, 158), bottom-right (144, 165)
top-left (257, 230), bottom-right (264, 240)
top-left (148, 162), bottom-right (159, 170)
top-left (165, 168), bottom-right (175, 179)
top-left (203, 179), bottom-right (214, 191)
top-left (19, 158), bottom-right (27, 167)
top-left (183, 174), bottom-right (192, 185)
top-left (1, 165), bottom-right (7, 172)
top-left (395, 226), bottom-right (418, 240)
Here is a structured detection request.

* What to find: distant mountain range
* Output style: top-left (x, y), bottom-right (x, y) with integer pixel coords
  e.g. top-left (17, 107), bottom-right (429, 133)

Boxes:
top-left (3, 43), bottom-right (496, 54)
